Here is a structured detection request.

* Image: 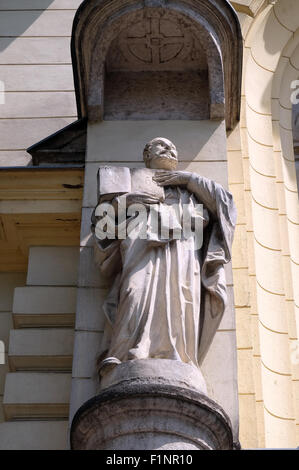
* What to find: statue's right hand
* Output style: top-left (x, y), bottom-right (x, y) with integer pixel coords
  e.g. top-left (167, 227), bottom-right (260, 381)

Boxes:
top-left (153, 171), bottom-right (193, 187)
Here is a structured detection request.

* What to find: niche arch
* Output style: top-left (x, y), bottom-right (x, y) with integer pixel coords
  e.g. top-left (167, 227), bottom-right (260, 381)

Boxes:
top-left (71, 0), bottom-right (242, 130)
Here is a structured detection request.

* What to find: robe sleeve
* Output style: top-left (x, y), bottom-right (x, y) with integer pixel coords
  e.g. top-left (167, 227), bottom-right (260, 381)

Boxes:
top-left (187, 175), bottom-right (237, 364)
top-left (91, 208), bottom-right (122, 335)
top-left (91, 207), bottom-right (122, 279)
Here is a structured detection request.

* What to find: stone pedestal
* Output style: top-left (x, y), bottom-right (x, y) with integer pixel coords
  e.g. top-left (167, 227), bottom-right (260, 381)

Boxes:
top-left (70, 360), bottom-right (234, 450)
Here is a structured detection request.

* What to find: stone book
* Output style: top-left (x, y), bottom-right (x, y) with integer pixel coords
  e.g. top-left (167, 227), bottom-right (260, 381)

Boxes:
top-left (98, 166), bottom-right (165, 201)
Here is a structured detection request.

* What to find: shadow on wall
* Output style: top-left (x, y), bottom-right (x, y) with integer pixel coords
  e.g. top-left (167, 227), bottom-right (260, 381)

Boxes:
top-left (86, 120), bottom-right (226, 166)
top-left (0, 0), bottom-right (56, 52)
top-left (0, 0), bottom-right (76, 168)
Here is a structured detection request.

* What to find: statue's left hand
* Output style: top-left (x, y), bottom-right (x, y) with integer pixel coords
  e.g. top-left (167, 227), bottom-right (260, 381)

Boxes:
top-left (153, 171), bottom-right (192, 187)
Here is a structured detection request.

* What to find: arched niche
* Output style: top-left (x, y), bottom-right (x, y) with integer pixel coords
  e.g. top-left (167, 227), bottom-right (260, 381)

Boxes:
top-left (71, 0), bottom-right (242, 130)
top-left (104, 9), bottom-right (211, 120)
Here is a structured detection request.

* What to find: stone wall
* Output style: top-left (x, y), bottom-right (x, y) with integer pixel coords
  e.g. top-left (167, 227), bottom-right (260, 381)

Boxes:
top-left (0, 0), bottom-right (298, 450)
top-left (228, 0), bottom-right (299, 449)
top-left (0, 247), bottom-right (78, 449)
top-left (0, 0), bottom-right (80, 166)
top-left (69, 119), bottom-right (239, 440)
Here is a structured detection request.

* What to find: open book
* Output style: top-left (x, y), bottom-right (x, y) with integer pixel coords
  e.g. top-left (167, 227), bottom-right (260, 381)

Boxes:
top-left (98, 166), bottom-right (165, 201)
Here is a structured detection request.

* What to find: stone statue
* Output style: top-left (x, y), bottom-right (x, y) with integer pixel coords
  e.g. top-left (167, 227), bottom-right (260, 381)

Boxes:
top-left (91, 138), bottom-right (236, 376)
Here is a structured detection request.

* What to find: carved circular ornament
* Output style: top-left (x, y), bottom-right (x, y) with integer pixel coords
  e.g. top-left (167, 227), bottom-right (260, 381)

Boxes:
top-left (119, 16), bottom-right (193, 67)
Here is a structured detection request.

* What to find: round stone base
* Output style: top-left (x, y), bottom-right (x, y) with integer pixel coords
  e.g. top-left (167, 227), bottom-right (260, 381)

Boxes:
top-left (71, 381), bottom-right (233, 450)
top-left (99, 358), bottom-right (208, 394)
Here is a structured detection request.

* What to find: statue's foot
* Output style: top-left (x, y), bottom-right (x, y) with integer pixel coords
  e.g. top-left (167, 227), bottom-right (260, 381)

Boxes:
top-left (127, 348), bottom-right (147, 360)
top-left (98, 356), bottom-right (121, 377)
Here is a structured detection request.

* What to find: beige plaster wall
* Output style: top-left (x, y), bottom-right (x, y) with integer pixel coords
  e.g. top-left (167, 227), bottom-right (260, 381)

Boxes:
top-left (0, 247), bottom-right (79, 449)
top-left (0, 273), bottom-right (26, 423)
top-left (0, 0), bottom-right (298, 450)
top-left (229, 1), bottom-right (299, 449)
top-left (0, 0), bottom-right (80, 167)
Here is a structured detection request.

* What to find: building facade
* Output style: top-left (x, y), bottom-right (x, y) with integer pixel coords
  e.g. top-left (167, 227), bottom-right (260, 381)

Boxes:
top-left (0, 0), bottom-right (298, 449)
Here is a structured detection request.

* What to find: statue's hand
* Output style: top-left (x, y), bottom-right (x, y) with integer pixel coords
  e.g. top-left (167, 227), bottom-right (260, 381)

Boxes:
top-left (153, 171), bottom-right (192, 187)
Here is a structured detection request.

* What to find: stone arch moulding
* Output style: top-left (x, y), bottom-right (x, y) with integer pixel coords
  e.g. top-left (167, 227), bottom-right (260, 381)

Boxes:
top-left (71, 0), bottom-right (243, 130)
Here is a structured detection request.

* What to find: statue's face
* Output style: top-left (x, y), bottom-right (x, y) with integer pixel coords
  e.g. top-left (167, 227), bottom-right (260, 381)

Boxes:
top-left (143, 138), bottom-right (178, 170)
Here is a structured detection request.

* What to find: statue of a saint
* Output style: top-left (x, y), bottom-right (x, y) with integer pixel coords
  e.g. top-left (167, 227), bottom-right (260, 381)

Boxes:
top-left (92, 138), bottom-right (236, 375)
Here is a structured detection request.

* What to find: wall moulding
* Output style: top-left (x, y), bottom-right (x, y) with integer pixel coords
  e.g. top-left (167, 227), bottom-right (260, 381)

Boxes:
top-left (230, 0), bottom-right (268, 17)
top-left (0, 168), bottom-right (83, 272)
top-left (0, 168), bottom-right (84, 201)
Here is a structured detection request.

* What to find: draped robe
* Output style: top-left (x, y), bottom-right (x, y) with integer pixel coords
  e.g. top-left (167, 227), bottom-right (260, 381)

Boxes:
top-left (92, 174), bottom-right (236, 368)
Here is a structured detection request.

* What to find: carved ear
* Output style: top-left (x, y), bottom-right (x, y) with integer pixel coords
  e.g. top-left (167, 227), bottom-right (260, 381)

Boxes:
top-left (143, 146), bottom-right (152, 166)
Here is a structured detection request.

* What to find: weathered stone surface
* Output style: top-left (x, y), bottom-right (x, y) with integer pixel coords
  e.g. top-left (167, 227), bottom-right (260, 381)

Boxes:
top-left (104, 10), bottom-right (210, 120)
top-left (71, 380), bottom-right (234, 450)
top-left (105, 71), bottom-right (209, 121)
top-left (84, 138), bottom-right (238, 450)
top-left (106, 13), bottom-right (208, 74)
top-left (72, 0), bottom-right (242, 129)
top-left (93, 139), bottom-right (236, 374)
top-left (100, 359), bottom-right (208, 394)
